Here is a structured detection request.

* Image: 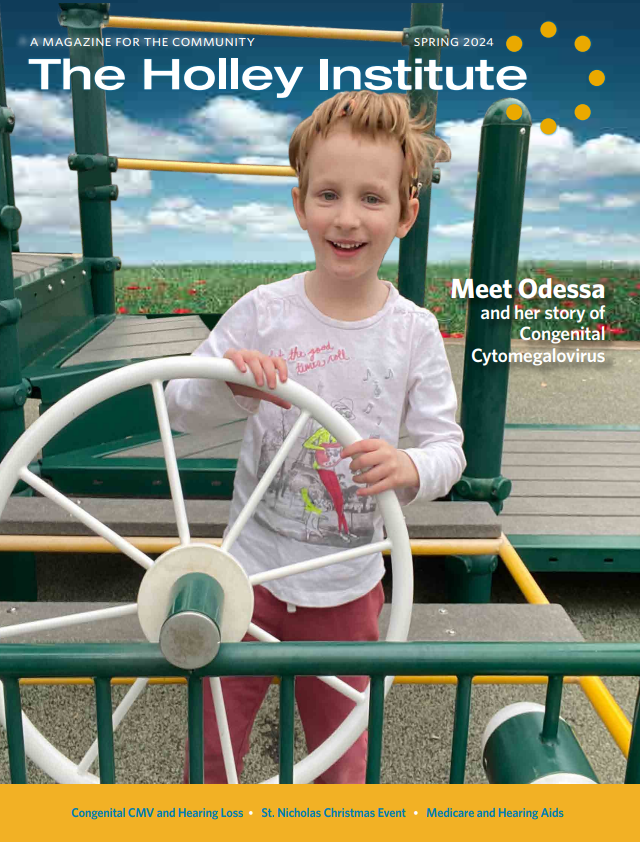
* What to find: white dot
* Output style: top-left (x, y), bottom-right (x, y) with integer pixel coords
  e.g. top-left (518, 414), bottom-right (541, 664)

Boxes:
top-left (414, 811), bottom-right (418, 815)
top-left (249, 811), bottom-right (253, 815)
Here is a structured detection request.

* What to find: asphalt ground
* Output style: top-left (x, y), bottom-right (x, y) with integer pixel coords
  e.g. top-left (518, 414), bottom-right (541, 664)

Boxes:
top-left (1, 341), bottom-right (639, 784)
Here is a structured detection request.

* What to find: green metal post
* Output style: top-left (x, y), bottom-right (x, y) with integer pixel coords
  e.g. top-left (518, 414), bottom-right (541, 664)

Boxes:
top-left (449, 675), bottom-right (472, 783)
top-left (398, 3), bottom-right (448, 307)
top-left (624, 683), bottom-right (640, 784)
top-left (94, 676), bottom-right (116, 783)
top-left (187, 675), bottom-right (204, 784)
top-left (365, 675), bottom-right (385, 784)
top-left (0, 28), bottom-right (36, 599)
top-left (0, 14), bottom-right (18, 252)
top-left (59, 4), bottom-right (118, 317)
top-left (541, 675), bottom-right (564, 743)
top-left (2, 677), bottom-right (27, 783)
top-left (278, 675), bottom-right (295, 784)
top-left (453, 100), bottom-right (531, 515)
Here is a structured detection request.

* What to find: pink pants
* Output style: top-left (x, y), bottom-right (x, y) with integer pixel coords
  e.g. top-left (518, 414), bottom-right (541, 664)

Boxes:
top-left (186, 581), bottom-right (385, 784)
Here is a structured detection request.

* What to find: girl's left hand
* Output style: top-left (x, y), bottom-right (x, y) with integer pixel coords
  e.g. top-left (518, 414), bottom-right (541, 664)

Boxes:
top-left (340, 439), bottom-right (419, 497)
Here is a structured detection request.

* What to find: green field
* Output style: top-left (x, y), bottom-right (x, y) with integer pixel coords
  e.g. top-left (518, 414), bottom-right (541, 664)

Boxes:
top-left (116, 262), bottom-right (640, 341)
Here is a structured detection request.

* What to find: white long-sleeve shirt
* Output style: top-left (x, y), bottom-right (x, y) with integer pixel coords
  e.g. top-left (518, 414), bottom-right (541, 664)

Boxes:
top-left (164, 272), bottom-right (465, 607)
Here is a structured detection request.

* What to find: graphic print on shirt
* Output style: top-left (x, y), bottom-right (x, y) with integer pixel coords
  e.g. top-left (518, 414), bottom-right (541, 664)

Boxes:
top-left (253, 392), bottom-right (384, 548)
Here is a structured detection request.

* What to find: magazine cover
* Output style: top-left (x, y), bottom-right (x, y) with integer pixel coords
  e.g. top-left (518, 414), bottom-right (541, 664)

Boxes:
top-left (0, 0), bottom-right (639, 832)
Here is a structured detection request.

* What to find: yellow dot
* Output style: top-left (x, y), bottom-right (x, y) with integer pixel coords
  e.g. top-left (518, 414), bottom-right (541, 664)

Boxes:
top-left (589, 70), bottom-right (605, 86)
top-left (540, 22), bottom-right (557, 38)
top-left (575, 36), bottom-right (591, 52)
top-left (575, 104), bottom-right (591, 120)
top-left (540, 118), bottom-right (557, 135)
top-left (506, 104), bottom-right (523, 121)
top-left (506, 36), bottom-right (522, 52)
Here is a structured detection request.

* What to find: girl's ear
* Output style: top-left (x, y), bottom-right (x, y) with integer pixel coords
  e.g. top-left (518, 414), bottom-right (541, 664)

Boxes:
top-left (397, 196), bottom-right (420, 239)
top-left (292, 186), bottom-right (308, 230)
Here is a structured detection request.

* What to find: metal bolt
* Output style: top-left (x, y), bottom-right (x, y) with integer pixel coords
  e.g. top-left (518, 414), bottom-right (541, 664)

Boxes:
top-left (82, 270), bottom-right (87, 276)
top-left (48, 284), bottom-right (53, 291)
top-left (438, 608), bottom-right (448, 615)
top-left (445, 629), bottom-right (456, 636)
top-left (7, 606), bottom-right (17, 613)
top-left (61, 279), bottom-right (65, 285)
top-left (520, 127), bottom-right (526, 134)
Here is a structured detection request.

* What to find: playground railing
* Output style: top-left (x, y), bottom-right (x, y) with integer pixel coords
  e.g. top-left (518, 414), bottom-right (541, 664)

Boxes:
top-left (3, 639), bottom-right (640, 784)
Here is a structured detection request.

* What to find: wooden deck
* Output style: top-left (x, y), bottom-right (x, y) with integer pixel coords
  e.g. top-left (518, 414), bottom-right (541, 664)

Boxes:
top-left (98, 421), bottom-right (640, 544)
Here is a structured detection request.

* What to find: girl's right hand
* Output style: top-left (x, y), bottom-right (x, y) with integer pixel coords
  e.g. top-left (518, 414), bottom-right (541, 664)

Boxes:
top-left (223, 348), bottom-right (292, 410)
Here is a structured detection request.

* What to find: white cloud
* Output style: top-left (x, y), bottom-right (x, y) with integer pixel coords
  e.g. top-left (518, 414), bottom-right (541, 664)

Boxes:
top-left (16, 194), bottom-right (145, 236)
top-left (438, 118), bottom-right (640, 185)
top-left (523, 197), bottom-right (560, 212)
top-left (190, 96), bottom-right (299, 156)
top-left (432, 220), bottom-right (474, 238)
top-left (433, 218), bottom-right (640, 248)
top-left (601, 193), bottom-right (640, 210)
top-left (147, 197), bottom-right (305, 239)
top-left (559, 191), bottom-right (595, 205)
top-left (8, 88), bottom-right (207, 159)
top-left (13, 154), bottom-right (152, 198)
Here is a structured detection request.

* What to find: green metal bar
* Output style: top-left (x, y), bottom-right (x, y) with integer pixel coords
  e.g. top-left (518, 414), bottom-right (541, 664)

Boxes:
top-left (4, 641), bottom-right (640, 679)
top-left (398, 2), bottom-right (445, 307)
top-left (624, 683), bottom-right (640, 784)
top-left (59, 4), bottom-right (117, 317)
top-left (365, 675), bottom-right (385, 784)
top-left (0, 12), bottom-right (36, 600)
top-left (2, 677), bottom-right (27, 783)
top-left (278, 675), bottom-right (295, 784)
top-left (187, 675), bottom-right (204, 784)
top-left (449, 675), bottom-right (472, 783)
top-left (94, 676), bottom-right (116, 783)
top-left (541, 675), bottom-right (564, 743)
top-left (454, 99), bottom-right (531, 515)
top-left (0, 13), bottom-right (18, 252)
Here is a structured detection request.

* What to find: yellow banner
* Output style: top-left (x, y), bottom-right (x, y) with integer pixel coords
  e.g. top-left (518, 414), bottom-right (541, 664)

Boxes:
top-left (1, 784), bottom-right (635, 840)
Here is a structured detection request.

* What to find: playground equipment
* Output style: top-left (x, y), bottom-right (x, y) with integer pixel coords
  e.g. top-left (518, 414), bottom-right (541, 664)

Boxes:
top-left (0, 2), bottom-right (639, 785)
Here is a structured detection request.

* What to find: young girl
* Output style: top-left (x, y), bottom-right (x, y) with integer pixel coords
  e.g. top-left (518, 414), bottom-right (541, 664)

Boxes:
top-left (164, 90), bottom-right (465, 783)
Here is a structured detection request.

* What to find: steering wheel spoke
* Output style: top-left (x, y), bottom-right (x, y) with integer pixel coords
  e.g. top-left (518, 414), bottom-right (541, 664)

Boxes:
top-left (17, 468), bottom-right (154, 571)
top-left (221, 409), bottom-right (311, 553)
top-left (152, 380), bottom-right (190, 545)
top-left (0, 604), bottom-right (138, 641)
top-left (249, 539), bottom-right (392, 586)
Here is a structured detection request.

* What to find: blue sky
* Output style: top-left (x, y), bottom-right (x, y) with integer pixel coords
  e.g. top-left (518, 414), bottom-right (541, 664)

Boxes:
top-left (2, 1), bottom-right (639, 265)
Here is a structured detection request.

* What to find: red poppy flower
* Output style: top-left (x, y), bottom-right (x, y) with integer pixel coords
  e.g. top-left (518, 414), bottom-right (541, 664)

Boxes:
top-left (117, 306), bottom-right (128, 314)
top-left (188, 288), bottom-right (198, 295)
top-left (432, 306), bottom-right (442, 313)
top-left (595, 323), bottom-right (609, 333)
top-left (440, 330), bottom-right (451, 338)
top-left (450, 332), bottom-right (464, 338)
top-left (195, 280), bottom-right (207, 285)
top-left (629, 292), bottom-right (638, 297)
top-left (173, 307), bottom-right (193, 314)
top-left (562, 301), bottom-right (575, 308)
top-left (608, 327), bottom-right (627, 335)
top-left (636, 282), bottom-right (640, 289)
top-left (125, 285), bottom-right (140, 291)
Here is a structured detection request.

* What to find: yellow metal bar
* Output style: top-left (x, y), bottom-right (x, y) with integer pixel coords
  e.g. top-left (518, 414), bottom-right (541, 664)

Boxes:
top-left (499, 534), bottom-right (632, 757)
top-left (0, 534), bottom-right (502, 556)
top-left (117, 158), bottom-right (295, 177)
top-left (106, 17), bottom-right (404, 43)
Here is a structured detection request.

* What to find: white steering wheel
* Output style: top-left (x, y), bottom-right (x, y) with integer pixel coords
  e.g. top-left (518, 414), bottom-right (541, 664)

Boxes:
top-left (0, 357), bottom-right (413, 784)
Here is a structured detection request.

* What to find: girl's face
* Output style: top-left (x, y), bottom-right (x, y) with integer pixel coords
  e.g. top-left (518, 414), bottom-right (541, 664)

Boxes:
top-left (292, 123), bottom-right (418, 288)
